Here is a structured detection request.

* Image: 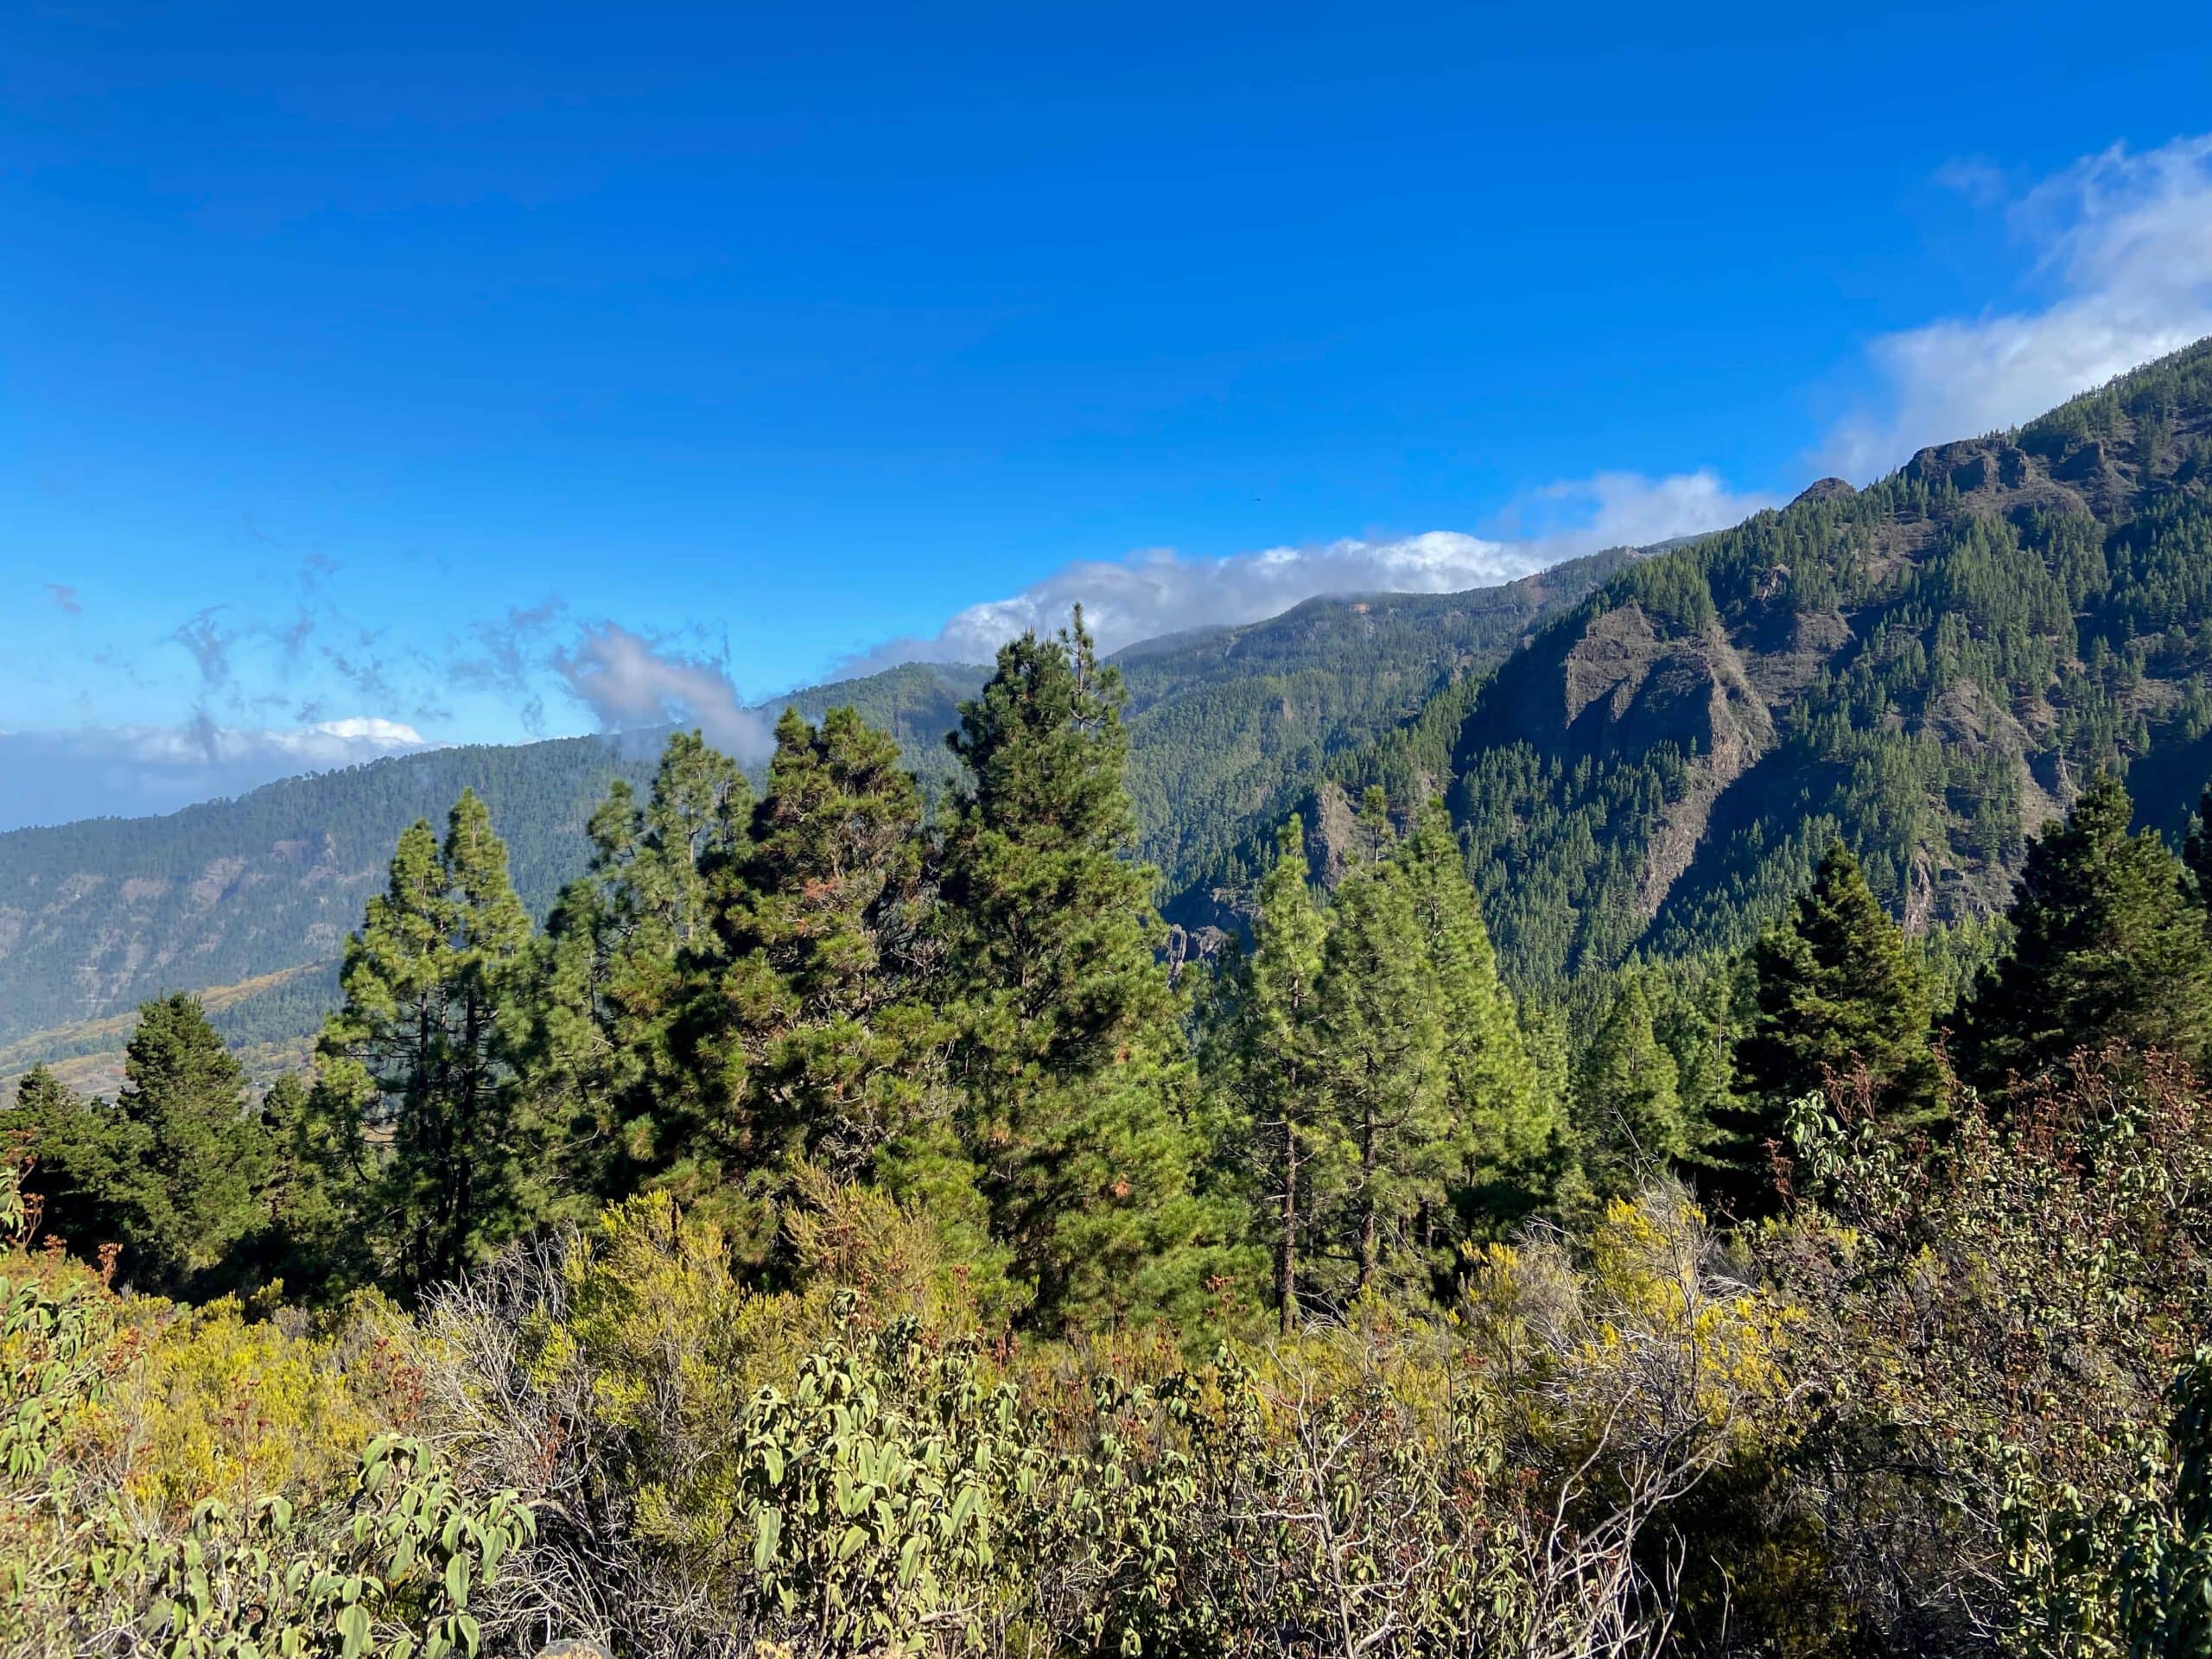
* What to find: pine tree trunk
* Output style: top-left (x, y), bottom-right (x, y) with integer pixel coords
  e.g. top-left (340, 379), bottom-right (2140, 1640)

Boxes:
top-left (1357, 1103), bottom-right (1378, 1293)
top-left (1277, 1117), bottom-right (1299, 1337)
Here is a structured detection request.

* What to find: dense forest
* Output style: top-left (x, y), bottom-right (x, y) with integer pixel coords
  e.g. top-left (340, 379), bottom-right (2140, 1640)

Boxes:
top-left (15, 345), bottom-right (2212, 1657)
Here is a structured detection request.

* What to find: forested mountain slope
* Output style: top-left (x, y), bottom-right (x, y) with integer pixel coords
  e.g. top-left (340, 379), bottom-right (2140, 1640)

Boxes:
top-left (0, 959), bottom-right (333, 1100)
top-left (0, 557), bottom-right (1625, 1053)
top-left (1117, 548), bottom-right (1634, 892)
top-left (1429, 339), bottom-right (2212, 985)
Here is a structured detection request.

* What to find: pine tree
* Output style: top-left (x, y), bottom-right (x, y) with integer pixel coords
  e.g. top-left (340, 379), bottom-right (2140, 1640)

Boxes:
top-left (241, 1071), bottom-right (361, 1298)
top-left (938, 611), bottom-right (1222, 1332)
top-left (1572, 973), bottom-right (1685, 1200)
top-left (17, 1003), bottom-right (273, 1291)
top-left (9, 1065), bottom-right (129, 1261)
top-left (690, 706), bottom-right (949, 1182)
top-left (1518, 995), bottom-right (1574, 1134)
top-left (1515, 995), bottom-right (1580, 1211)
top-left (2186, 780), bottom-right (2212, 919)
top-left (1313, 850), bottom-right (1452, 1300)
top-left (106, 993), bottom-right (271, 1290)
top-left (1651, 960), bottom-right (1745, 1160)
top-left (1204, 817), bottom-right (1334, 1333)
top-left (526, 729), bottom-right (751, 1198)
top-left (1395, 804), bottom-right (1554, 1220)
top-left (1961, 772), bottom-right (2212, 1089)
top-left (1724, 845), bottom-right (1941, 1202)
top-left (319, 790), bottom-right (537, 1295)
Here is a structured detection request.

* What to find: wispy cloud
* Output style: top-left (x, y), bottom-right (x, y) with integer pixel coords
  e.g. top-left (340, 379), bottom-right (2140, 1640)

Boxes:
top-left (845, 469), bottom-right (1777, 671)
top-left (550, 621), bottom-right (773, 762)
top-left (168, 607), bottom-right (237, 693)
top-left (0, 717), bottom-right (431, 831)
top-left (1822, 133), bottom-right (2212, 479)
top-left (45, 137), bottom-right (2203, 823)
top-left (449, 600), bottom-right (569, 734)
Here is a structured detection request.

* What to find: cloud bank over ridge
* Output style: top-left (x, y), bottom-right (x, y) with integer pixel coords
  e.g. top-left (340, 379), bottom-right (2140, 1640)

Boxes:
top-left (0, 717), bottom-right (429, 830)
top-left (1822, 133), bottom-right (2212, 478)
top-left (849, 467), bottom-right (1777, 670)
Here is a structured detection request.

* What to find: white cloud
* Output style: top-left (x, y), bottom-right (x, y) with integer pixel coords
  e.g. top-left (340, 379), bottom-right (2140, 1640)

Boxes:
top-left (0, 717), bottom-right (433, 831)
top-left (849, 532), bottom-right (1519, 669)
top-left (1526, 469), bottom-right (1780, 554)
top-left (1823, 134), bottom-right (2212, 479)
top-left (550, 621), bottom-right (774, 763)
top-left (847, 471), bottom-right (1776, 671)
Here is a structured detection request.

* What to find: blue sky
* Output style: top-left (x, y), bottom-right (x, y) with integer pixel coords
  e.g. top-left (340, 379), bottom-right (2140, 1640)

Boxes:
top-left (4, 1), bottom-right (2212, 825)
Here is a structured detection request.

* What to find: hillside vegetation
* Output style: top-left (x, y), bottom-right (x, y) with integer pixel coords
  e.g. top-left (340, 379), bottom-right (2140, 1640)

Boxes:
top-left (1427, 340), bottom-right (2212, 983)
top-left (0, 670), bottom-right (982, 1053)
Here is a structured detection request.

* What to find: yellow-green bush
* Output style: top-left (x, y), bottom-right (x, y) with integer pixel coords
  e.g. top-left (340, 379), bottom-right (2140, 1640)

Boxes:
top-left (0, 1158), bottom-right (532, 1659)
top-left (3, 1147), bottom-right (1823, 1659)
top-left (82, 1290), bottom-right (419, 1520)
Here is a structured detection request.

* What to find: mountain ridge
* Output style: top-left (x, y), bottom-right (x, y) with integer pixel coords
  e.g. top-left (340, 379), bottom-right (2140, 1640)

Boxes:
top-left (1428, 337), bottom-right (2212, 984)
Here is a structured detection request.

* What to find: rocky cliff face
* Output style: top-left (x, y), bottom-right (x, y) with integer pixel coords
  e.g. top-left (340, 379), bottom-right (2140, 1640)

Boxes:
top-left (1438, 338), bottom-right (2212, 982)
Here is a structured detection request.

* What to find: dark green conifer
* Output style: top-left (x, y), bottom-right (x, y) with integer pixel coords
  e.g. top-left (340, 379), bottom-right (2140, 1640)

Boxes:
top-left (1571, 973), bottom-right (1685, 1200)
top-left (1396, 804), bottom-right (1554, 1218)
top-left (319, 789), bottom-right (537, 1295)
top-left (242, 1071), bottom-right (361, 1297)
top-left (692, 706), bottom-right (939, 1178)
top-left (696, 705), bottom-right (1016, 1311)
top-left (527, 729), bottom-right (752, 1198)
top-left (8, 1065), bottom-right (129, 1262)
top-left (938, 611), bottom-right (1223, 1332)
top-left (1313, 851), bottom-right (1452, 1299)
top-left (1962, 772), bottom-right (2212, 1088)
top-left (1722, 845), bottom-right (1941, 1203)
top-left (15, 1001), bottom-right (271, 1292)
top-left (1203, 817), bottom-right (1333, 1333)
top-left (2185, 779), bottom-right (2212, 918)
top-left (110, 993), bottom-right (270, 1289)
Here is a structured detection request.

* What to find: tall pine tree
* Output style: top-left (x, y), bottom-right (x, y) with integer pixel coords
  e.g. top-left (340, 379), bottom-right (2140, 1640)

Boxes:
top-left (1723, 844), bottom-right (1941, 1203)
top-left (1571, 973), bottom-right (1686, 1201)
top-left (318, 790), bottom-right (537, 1295)
top-left (112, 994), bottom-right (271, 1290)
top-left (686, 706), bottom-right (949, 1185)
top-left (10, 1065), bottom-right (130, 1265)
top-left (1395, 804), bottom-right (1554, 1222)
top-left (14, 1000), bottom-right (271, 1293)
top-left (527, 730), bottom-right (751, 1198)
top-left (1961, 772), bottom-right (2212, 1089)
top-left (241, 1070), bottom-right (359, 1298)
top-left (1313, 849), bottom-right (1452, 1300)
top-left (1202, 817), bottom-right (1334, 1333)
top-left (2185, 779), bottom-right (2212, 926)
top-left (938, 611), bottom-right (1224, 1332)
